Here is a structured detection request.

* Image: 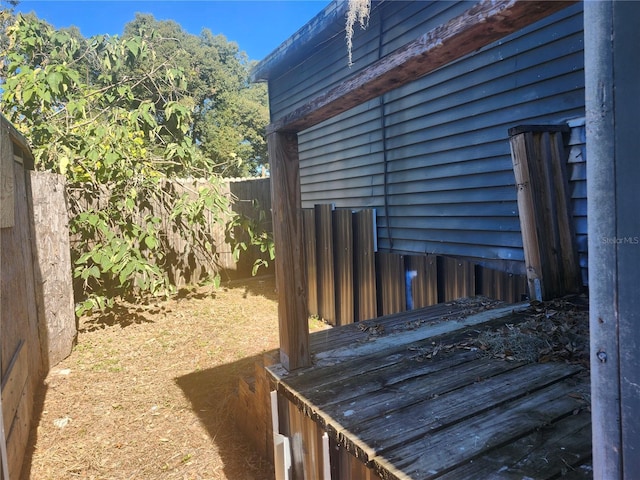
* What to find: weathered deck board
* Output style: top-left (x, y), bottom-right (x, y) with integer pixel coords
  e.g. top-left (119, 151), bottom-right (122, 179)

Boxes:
top-left (352, 362), bottom-right (583, 454)
top-left (323, 358), bottom-right (520, 432)
top-left (269, 301), bottom-right (591, 479)
top-left (437, 412), bottom-right (591, 479)
top-left (384, 380), bottom-right (588, 479)
top-left (308, 302), bottom-right (529, 363)
top-left (308, 302), bottom-right (455, 353)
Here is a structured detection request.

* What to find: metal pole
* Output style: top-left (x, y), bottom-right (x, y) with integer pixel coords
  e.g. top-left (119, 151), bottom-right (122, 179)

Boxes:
top-left (585, 1), bottom-right (640, 478)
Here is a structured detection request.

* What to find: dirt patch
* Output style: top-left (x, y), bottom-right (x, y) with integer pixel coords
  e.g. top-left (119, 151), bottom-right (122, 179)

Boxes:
top-left (22, 276), bottom-right (281, 480)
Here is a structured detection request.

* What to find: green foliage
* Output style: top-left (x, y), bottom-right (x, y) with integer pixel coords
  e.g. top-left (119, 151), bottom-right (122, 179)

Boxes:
top-left (1, 14), bottom-right (239, 314)
top-left (225, 200), bottom-right (275, 276)
top-left (122, 14), bottom-right (270, 177)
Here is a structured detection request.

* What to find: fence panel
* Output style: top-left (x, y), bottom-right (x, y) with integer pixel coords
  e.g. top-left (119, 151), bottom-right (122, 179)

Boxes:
top-left (1, 120), bottom-right (42, 479)
top-left (315, 204), bottom-right (336, 325)
top-left (439, 256), bottom-right (476, 302)
top-left (333, 209), bottom-right (354, 326)
top-left (70, 177), bottom-right (271, 288)
top-left (303, 209), bottom-right (318, 317)
top-left (407, 255), bottom-right (438, 309)
top-left (354, 209), bottom-right (377, 321)
top-left (302, 205), bottom-right (529, 325)
top-left (377, 253), bottom-right (406, 316)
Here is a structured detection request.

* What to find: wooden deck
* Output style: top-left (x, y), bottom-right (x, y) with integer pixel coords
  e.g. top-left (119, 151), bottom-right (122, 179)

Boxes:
top-left (268, 300), bottom-right (592, 480)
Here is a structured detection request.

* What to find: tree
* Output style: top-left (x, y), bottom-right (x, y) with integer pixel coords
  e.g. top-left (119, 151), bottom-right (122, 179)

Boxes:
top-left (1, 13), bottom-right (232, 314)
top-left (122, 14), bottom-right (269, 177)
top-left (0, 0), bottom-right (20, 50)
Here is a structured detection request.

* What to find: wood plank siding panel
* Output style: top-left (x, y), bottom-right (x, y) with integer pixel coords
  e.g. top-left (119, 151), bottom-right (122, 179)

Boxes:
top-left (286, 3), bottom-right (585, 273)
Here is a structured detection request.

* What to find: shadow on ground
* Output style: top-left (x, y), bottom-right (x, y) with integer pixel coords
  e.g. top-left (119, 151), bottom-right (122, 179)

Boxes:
top-left (221, 274), bottom-right (277, 303)
top-left (175, 353), bottom-right (276, 480)
top-left (20, 380), bottom-right (48, 480)
top-left (79, 303), bottom-right (158, 332)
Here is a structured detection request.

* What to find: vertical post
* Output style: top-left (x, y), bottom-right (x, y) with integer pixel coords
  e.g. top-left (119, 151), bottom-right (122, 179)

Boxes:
top-left (315, 204), bottom-right (336, 325)
top-left (333, 209), bottom-right (354, 326)
top-left (509, 131), bottom-right (544, 300)
top-left (354, 209), bottom-right (377, 321)
top-left (268, 130), bottom-right (311, 371)
top-left (586, 1), bottom-right (640, 478)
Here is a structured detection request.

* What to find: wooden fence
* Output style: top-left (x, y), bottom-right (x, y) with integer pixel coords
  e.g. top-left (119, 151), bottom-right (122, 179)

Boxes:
top-left (156, 177), bottom-right (272, 285)
top-left (1, 116), bottom-right (77, 479)
top-left (304, 205), bottom-right (528, 325)
top-left (1, 116), bottom-right (40, 480)
top-left (509, 125), bottom-right (582, 300)
top-left (70, 177), bottom-right (272, 289)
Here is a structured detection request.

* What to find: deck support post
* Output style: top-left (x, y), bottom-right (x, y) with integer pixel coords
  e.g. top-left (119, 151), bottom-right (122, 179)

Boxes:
top-left (585, 1), bottom-right (640, 478)
top-left (268, 130), bottom-right (311, 371)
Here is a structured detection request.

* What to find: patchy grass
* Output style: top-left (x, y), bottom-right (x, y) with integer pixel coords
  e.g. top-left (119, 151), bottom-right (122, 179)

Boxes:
top-left (22, 276), bottom-right (280, 480)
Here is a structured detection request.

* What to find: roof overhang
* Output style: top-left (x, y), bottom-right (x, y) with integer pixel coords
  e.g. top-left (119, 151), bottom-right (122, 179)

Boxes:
top-left (266, 0), bottom-right (579, 134)
top-left (250, 0), bottom-right (348, 83)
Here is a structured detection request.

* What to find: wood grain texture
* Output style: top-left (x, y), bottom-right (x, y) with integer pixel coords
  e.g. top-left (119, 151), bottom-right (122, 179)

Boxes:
top-left (439, 256), bottom-right (475, 302)
top-left (28, 172), bottom-right (76, 369)
top-left (333, 209), bottom-right (354, 326)
top-left (377, 253), bottom-right (405, 316)
top-left (354, 209), bottom-right (377, 321)
top-left (510, 128), bottom-right (581, 301)
top-left (268, 132), bottom-right (310, 370)
top-left (1, 135), bottom-right (41, 480)
top-left (548, 131), bottom-right (582, 292)
top-left (268, 0), bottom-right (577, 133)
top-left (302, 209), bottom-right (318, 317)
top-left (407, 255), bottom-right (438, 309)
top-left (510, 132), bottom-right (544, 300)
top-left (1, 342), bottom-right (27, 437)
top-left (269, 303), bottom-right (590, 479)
top-left (0, 126), bottom-right (14, 228)
top-left (315, 204), bottom-right (336, 325)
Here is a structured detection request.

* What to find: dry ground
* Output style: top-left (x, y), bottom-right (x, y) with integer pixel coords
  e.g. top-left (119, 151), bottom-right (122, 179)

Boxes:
top-left (22, 275), bottom-right (281, 480)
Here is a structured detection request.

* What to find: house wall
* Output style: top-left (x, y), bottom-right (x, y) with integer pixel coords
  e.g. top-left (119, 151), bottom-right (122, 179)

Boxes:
top-left (267, 2), bottom-right (585, 277)
top-left (566, 117), bottom-right (588, 285)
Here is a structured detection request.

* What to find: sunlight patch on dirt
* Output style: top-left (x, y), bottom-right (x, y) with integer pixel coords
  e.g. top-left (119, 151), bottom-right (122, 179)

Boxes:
top-left (22, 276), bottom-right (280, 480)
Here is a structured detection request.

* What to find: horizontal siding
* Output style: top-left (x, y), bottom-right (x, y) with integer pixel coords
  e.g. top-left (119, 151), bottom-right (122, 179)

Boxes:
top-left (566, 117), bottom-right (588, 285)
top-left (268, 1), bottom-right (466, 121)
top-left (380, 2), bottom-right (472, 56)
top-left (267, 0), bottom-right (384, 120)
top-left (300, 100), bottom-right (385, 208)
top-left (292, 3), bottom-right (585, 275)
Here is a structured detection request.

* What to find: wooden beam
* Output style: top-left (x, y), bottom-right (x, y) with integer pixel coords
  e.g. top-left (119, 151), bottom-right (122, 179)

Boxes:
top-left (268, 132), bottom-right (311, 371)
top-left (509, 132), bottom-right (545, 301)
top-left (268, 0), bottom-right (577, 134)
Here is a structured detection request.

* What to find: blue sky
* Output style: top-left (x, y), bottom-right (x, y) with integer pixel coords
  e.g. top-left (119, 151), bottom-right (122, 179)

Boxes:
top-left (13, 1), bottom-right (331, 61)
